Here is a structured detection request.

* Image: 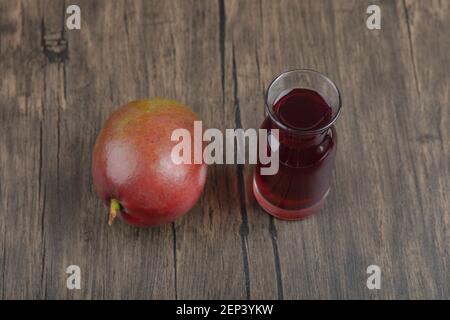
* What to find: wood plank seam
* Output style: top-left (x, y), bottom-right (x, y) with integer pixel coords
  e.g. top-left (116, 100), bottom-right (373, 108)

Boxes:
top-left (232, 41), bottom-right (251, 300)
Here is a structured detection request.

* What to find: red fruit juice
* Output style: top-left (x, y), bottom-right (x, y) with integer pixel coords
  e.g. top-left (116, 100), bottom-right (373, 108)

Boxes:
top-left (254, 88), bottom-right (337, 219)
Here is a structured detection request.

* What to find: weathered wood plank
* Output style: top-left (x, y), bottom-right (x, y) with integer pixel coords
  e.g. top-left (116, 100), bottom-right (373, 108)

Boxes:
top-left (57, 0), bottom-right (177, 299)
top-left (225, 0), bottom-right (281, 300)
top-left (255, 0), bottom-right (360, 300)
top-left (0, 0), bottom-right (46, 299)
top-left (170, 0), bottom-right (247, 299)
top-left (403, 0), bottom-right (450, 298)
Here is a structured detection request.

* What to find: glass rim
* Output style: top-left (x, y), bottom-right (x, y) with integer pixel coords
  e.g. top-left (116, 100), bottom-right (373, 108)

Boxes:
top-left (265, 68), bottom-right (342, 135)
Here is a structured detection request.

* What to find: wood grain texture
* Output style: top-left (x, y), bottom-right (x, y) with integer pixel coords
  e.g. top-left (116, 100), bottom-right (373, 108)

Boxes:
top-left (0, 0), bottom-right (448, 299)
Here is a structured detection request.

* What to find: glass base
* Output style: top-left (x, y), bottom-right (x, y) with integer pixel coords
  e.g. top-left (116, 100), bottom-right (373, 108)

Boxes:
top-left (253, 178), bottom-right (329, 221)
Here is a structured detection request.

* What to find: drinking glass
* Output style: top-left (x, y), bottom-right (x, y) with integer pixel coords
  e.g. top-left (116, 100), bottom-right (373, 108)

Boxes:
top-left (253, 69), bottom-right (342, 220)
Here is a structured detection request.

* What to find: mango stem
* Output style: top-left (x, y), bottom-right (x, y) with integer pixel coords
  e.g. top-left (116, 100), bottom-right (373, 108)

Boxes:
top-left (109, 199), bottom-right (121, 226)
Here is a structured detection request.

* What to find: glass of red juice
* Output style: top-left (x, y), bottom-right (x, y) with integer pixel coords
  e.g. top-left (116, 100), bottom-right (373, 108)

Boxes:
top-left (253, 69), bottom-right (342, 220)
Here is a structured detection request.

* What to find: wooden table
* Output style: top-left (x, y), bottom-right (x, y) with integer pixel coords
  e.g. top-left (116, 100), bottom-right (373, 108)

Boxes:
top-left (0, 0), bottom-right (448, 299)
